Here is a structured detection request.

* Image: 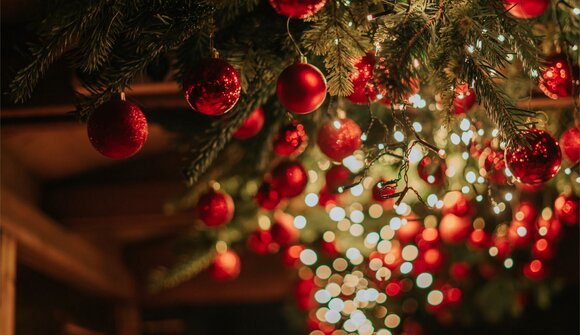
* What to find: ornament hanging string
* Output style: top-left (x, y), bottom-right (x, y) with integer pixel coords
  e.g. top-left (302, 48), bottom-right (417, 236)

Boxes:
top-left (209, 17), bottom-right (219, 58)
top-left (287, 18), bottom-right (306, 62)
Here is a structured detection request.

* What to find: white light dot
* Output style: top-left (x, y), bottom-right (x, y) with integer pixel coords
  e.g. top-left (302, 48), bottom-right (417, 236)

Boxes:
top-left (460, 119), bottom-right (471, 131)
top-left (466, 171), bottom-right (476, 183)
top-left (350, 223), bottom-right (364, 237)
top-left (329, 297), bottom-right (344, 312)
top-left (366, 232), bottom-right (380, 245)
top-left (294, 215), bottom-right (307, 229)
top-left (300, 249), bottom-right (318, 265)
top-left (343, 155), bottom-right (365, 173)
top-left (315, 289), bottom-right (331, 304)
top-left (395, 202), bottom-right (411, 216)
top-left (413, 122), bottom-right (423, 132)
top-left (402, 245), bottom-right (419, 261)
top-left (416, 272), bottom-right (433, 288)
top-left (476, 195), bottom-right (483, 202)
top-left (504, 192), bottom-right (513, 201)
top-left (350, 184), bottom-right (364, 196)
top-left (305, 193), bottom-right (319, 207)
top-left (394, 131), bottom-right (404, 142)
top-left (427, 290), bottom-right (444, 305)
top-left (450, 133), bottom-right (461, 145)
top-left (462, 186), bottom-right (470, 194)
top-left (350, 210), bottom-right (364, 223)
top-left (516, 226), bottom-right (527, 237)
top-left (462, 152), bottom-right (469, 160)
top-left (333, 120), bottom-right (341, 129)
top-left (504, 258), bottom-right (514, 269)
top-left (325, 310), bottom-right (341, 324)
top-left (369, 204), bottom-right (384, 218)
top-left (427, 194), bottom-right (438, 207)
top-left (427, 175), bottom-right (435, 184)
top-left (329, 207), bottom-right (346, 221)
top-left (389, 217), bottom-right (402, 230)
top-left (400, 262), bottom-right (413, 274)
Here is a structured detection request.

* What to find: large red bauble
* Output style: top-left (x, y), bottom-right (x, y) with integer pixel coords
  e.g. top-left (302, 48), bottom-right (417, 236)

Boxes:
top-left (196, 190), bottom-right (235, 227)
top-left (417, 156), bottom-right (447, 186)
top-left (325, 165), bottom-right (351, 192)
top-left (539, 55), bottom-right (575, 99)
top-left (396, 218), bottom-right (423, 245)
top-left (210, 250), bottom-right (241, 281)
top-left (273, 121), bottom-right (308, 156)
top-left (271, 212), bottom-right (298, 246)
top-left (348, 53), bottom-right (378, 104)
top-left (87, 100), bottom-right (148, 159)
top-left (442, 191), bottom-right (472, 217)
top-left (503, 0), bottom-right (549, 19)
top-left (505, 128), bottom-right (561, 184)
top-left (255, 182), bottom-right (282, 210)
top-left (269, 0), bottom-right (326, 19)
top-left (317, 118), bottom-right (362, 161)
top-left (183, 58), bottom-right (241, 115)
top-left (372, 179), bottom-right (397, 202)
top-left (554, 194), bottom-right (579, 225)
top-left (271, 161), bottom-right (308, 198)
top-left (453, 83), bottom-right (476, 114)
top-left (276, 62), bottom-right (327, 114)
top-left (439, 214), bottom-right (471, 244)
top-left (233, 107), bottom-right (264, 139)
top-left (559, 127), bottom-right (580, 163)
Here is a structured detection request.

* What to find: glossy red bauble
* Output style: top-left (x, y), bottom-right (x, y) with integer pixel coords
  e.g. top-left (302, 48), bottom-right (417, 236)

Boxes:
top-left (196, 190), bottom-right (235, 227)
top-left (417, 156), bottom-right (447, 186)
top-left (559, 127), bottom-right (580, 163)
top-left (439, 214), bottom-right (471, 244)
top-left (183, 58), bottom-right (241, 115)
top-left (87, 100), bottom-right (148, 159)
top-left (325, 165), bottom-right (351, 193)
top-left (539, 55), bottom-right (576, 99)
top-left (317, 118), bottom-right (362, 161)
top-left (210, 250), bottom-right (241, 281)
top-left (269, 0), bottom-right (327, 19)
top-left (348, 53), bottom-right (378, 104)
top-left (271, 161), bottom-right (308, 198)
top-left (503, 0), bottom-right (549, 19)
top-left (233, 107), bottom-right (265, 139)
top-left (453, 83), bottom-right (476, 114)
top-left (554, 194), bottom-right (579, 225)
top-left (273, 121), bottom-right (308, 156)
top-left (372, 179), bottom-right (397, 202)
top-left (505, 128), bottom-right (561, 184)
top-left (276, 62), bottom-right (327, 114)
top-left (255, 182), bottom-right (282, 210)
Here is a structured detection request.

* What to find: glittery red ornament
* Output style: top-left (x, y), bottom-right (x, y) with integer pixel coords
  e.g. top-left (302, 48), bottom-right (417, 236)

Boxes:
top-left (271, 212), bottom-right (298, 246)
top-left (248, 229), bottom-right (278, 255)
top-left (282, 244), bottom-right (305, 267)
top-left (273, 121), bottom-right (308, 156)
top-left (255, 182), bottom-right (282, 210)
top-left (503, 0), bottom-right (549, 18)
top-left (183, 58), bottom-right (241, 115)
top-left (269, 0), bottom-right (326, 19)
top-left (559, 127), bottom-right (580, 163)
top-left (196, 189), bottom-right (235, 227)
top-left (523, 259), bottom-right (546, 280)
top-left (271, 161), bottom-right (308, 198)
top-left (317, 118), bottom-right (362, 162)
top-left (417, 156), bottom-right (447, 186)
top-left (233, 107), bottom-right (264, 139)
top-left (276, 62), bottom-right (327, 114)
top-left (325, 165), bottom-right (352, 193)
top-left (372, 179), bottom-right (397, 202)
top-left (348, 53), bottom-right (378, 104)
top-left (505, 128), bottom-right (561, 184)
top-left (453, 83), bottom-right (476, 114)
top-left (479, 147), bottom-right (507, 184)
top-left (396, 218), bottom-right (423, 245)
top-left (442, 191), bottom-right (472, 217)
top-left (539, 55), bottom-right (576, 99)
top-left (210, 250), bottom-right (241, 281)
top-left (87, 99), bottom-right (148, 159)
top-left (554, 194), bottom-right (579, 225)
top-left (439, 214), bottom-right (471, 244)
top-left (468, 229), bottom-right (490, 249)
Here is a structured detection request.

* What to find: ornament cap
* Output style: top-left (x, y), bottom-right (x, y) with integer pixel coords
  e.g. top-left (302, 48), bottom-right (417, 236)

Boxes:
top-left (210, 48), bottom-right (220, 59)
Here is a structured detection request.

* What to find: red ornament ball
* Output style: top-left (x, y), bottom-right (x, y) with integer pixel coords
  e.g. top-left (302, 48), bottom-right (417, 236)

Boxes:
top-left (233, 107), bottom-right (264, 139)
top-left (210, 250), bottom-right (241, 281)
top-left (183, 58), bottom-right (241, 115)
top-left (255, 182), bottom-right (282, 210)
top-left (325, 165), bottom-right (351, 193)
top-left (504, 128), bottom-right (561, 184)
top-left (271, 161), bottom-right (308, 198)
top-left (269, 0), bottom-right (327, 19)
top-left (317, 118), bottom-right (362, 162)
top-left (396, 218), bottom-right (423, 244)
top-left (196, 189), bottom-right (235, 227)
top-left (539, 55), bottom-right (576, 99)
top-left (276, 62), bottom-right (327, 114)
top-left (87, 99), bottom-right (148, 159)
top-left (372, 179), bottom-right (397, 202)
top-left (503, 0), bottom-right (549, 19)
top-left (442, 191), bottom-right (472, 217)
top-left (559, 127), bottom-right (580, 163)
top-left (417, 156), bottom-right (447, 186)
top-left (271, 212), bottom-right (298, 246)
top-left (439, 214), bottom-right (471, 244)
top-left (453, 83), bottom-right (476, 114)
top-left (554, 194), bottom-right (579, 225)
top-left (348, 53), bottom-right (378, 104)
top-left (274, 121), bottom-right (308, 156)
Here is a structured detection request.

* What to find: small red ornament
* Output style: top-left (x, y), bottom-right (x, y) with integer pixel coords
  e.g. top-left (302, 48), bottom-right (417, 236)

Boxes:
top-left (453, 83), bottom-right (476, 114)
top-left (385, 280), bottom-right (402, 297)
top-left (505, 128), bottom-right (561, 184)
top-left (417, 156), bottom-right (447, 186)
top-left (442, 191), bottom-right (472, 217)
top-left (325, 165), bottom-right (351, 192)
top-left (210, 250), bottom-right (241, 281)
top-left (87, 99), bottom-right (148, 159)
top-left (183, 58), bottom-right (241, 115)
top-left (396, 218), bottom-right (423, 245)
top-left (255, 182), bottom-right (282, 210)
top-left (282, 244), bottom-right (305, 267)
top-left (479, 147), bottom-right (507, 184)
top-left (248, 229), bottom-right (278, 255)
top-left (372, 179), bottom-right (397, 202)
top-left (276, 62), bottom-right (327, 114)
top-left (503, 0), bottom-right (549, 19)
top-left (196, 189), bottom-right (235, 227)
top-left (439, 214), bottom-right (471, 244)
top-left (271, 212), bottom-right (298, 246)
top-left (559, 127), bottom-right (580, 163)
top-left (233, 107), bottom-right (264, 139)
top-left (539, 55), bottom-right (576, 99)
top-left (554, 193), bottom-right (579, 225)
top-left (271, 161), bottom-right (308, 198)
top-left (317, 118), bottom-right (362, 162)
top-left (269, 0), bottom-right (327, 19)
top-left (523, 259), bottom-right (546, 280)
top-left (348, 53), bottom-right (378, 104)
top-left (273, 121), bottom-right (308, 156)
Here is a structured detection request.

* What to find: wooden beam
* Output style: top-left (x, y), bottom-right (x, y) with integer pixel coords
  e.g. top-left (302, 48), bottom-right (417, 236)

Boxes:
top-left (0, 189), bottom-right (135, 300)
top-left (0, 229), bottom-right (17, 335)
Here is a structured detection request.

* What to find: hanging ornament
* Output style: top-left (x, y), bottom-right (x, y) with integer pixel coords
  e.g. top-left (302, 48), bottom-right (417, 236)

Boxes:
top-left (479, 147), bottom-right (507, 184)
top-left (325, 165), bottom-right (352, 193)
top-left (276, 62), bottom-right (327, 114)
top-left (196, 189), bottom-right (235, 227)
top-left (271, 161), bottom-right (308, 198)
top-left (269, 0), bottom-right (327, 19)
top-left (442, 191), bottom-right (472, 217)
top-left (372, 179), bottom-right (397, 202)
top-left (559, 127), bottom-right (580, 163)
top-left (183, 58), bottom-right (241, 115)
top-left (271, 212), bottom-right (298, 246)
top-left (317, 118), bottom-right (362, 162)
top-left (87, 98), bottom-right (148, 159)
top-left (453, 83), bottom-right (476, 114)
top-left (347, 53), bottom-right (378, 104)
top-left (417, 156), bottom-right (447, 186)
top-left (273, 121), bottom-right (308, 156)
top-left (248, 229), bottom-right (278, 255)
top-left (554, 194), bottom-right (579, 225)
top-left (504, 128), bottom-right (561, 184)
top-left (439, 214), bottom-right (471, 244)
top-left (503, 0), bottom-right (549, 19)
top-left (209, 250), bottom-right (241, 281)
top-left (255, 182), bottom-right (282, 210)
top-left (233, 107), bottom-right (265, 139)
top-left (539, 55), bottom-right (576, 99)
